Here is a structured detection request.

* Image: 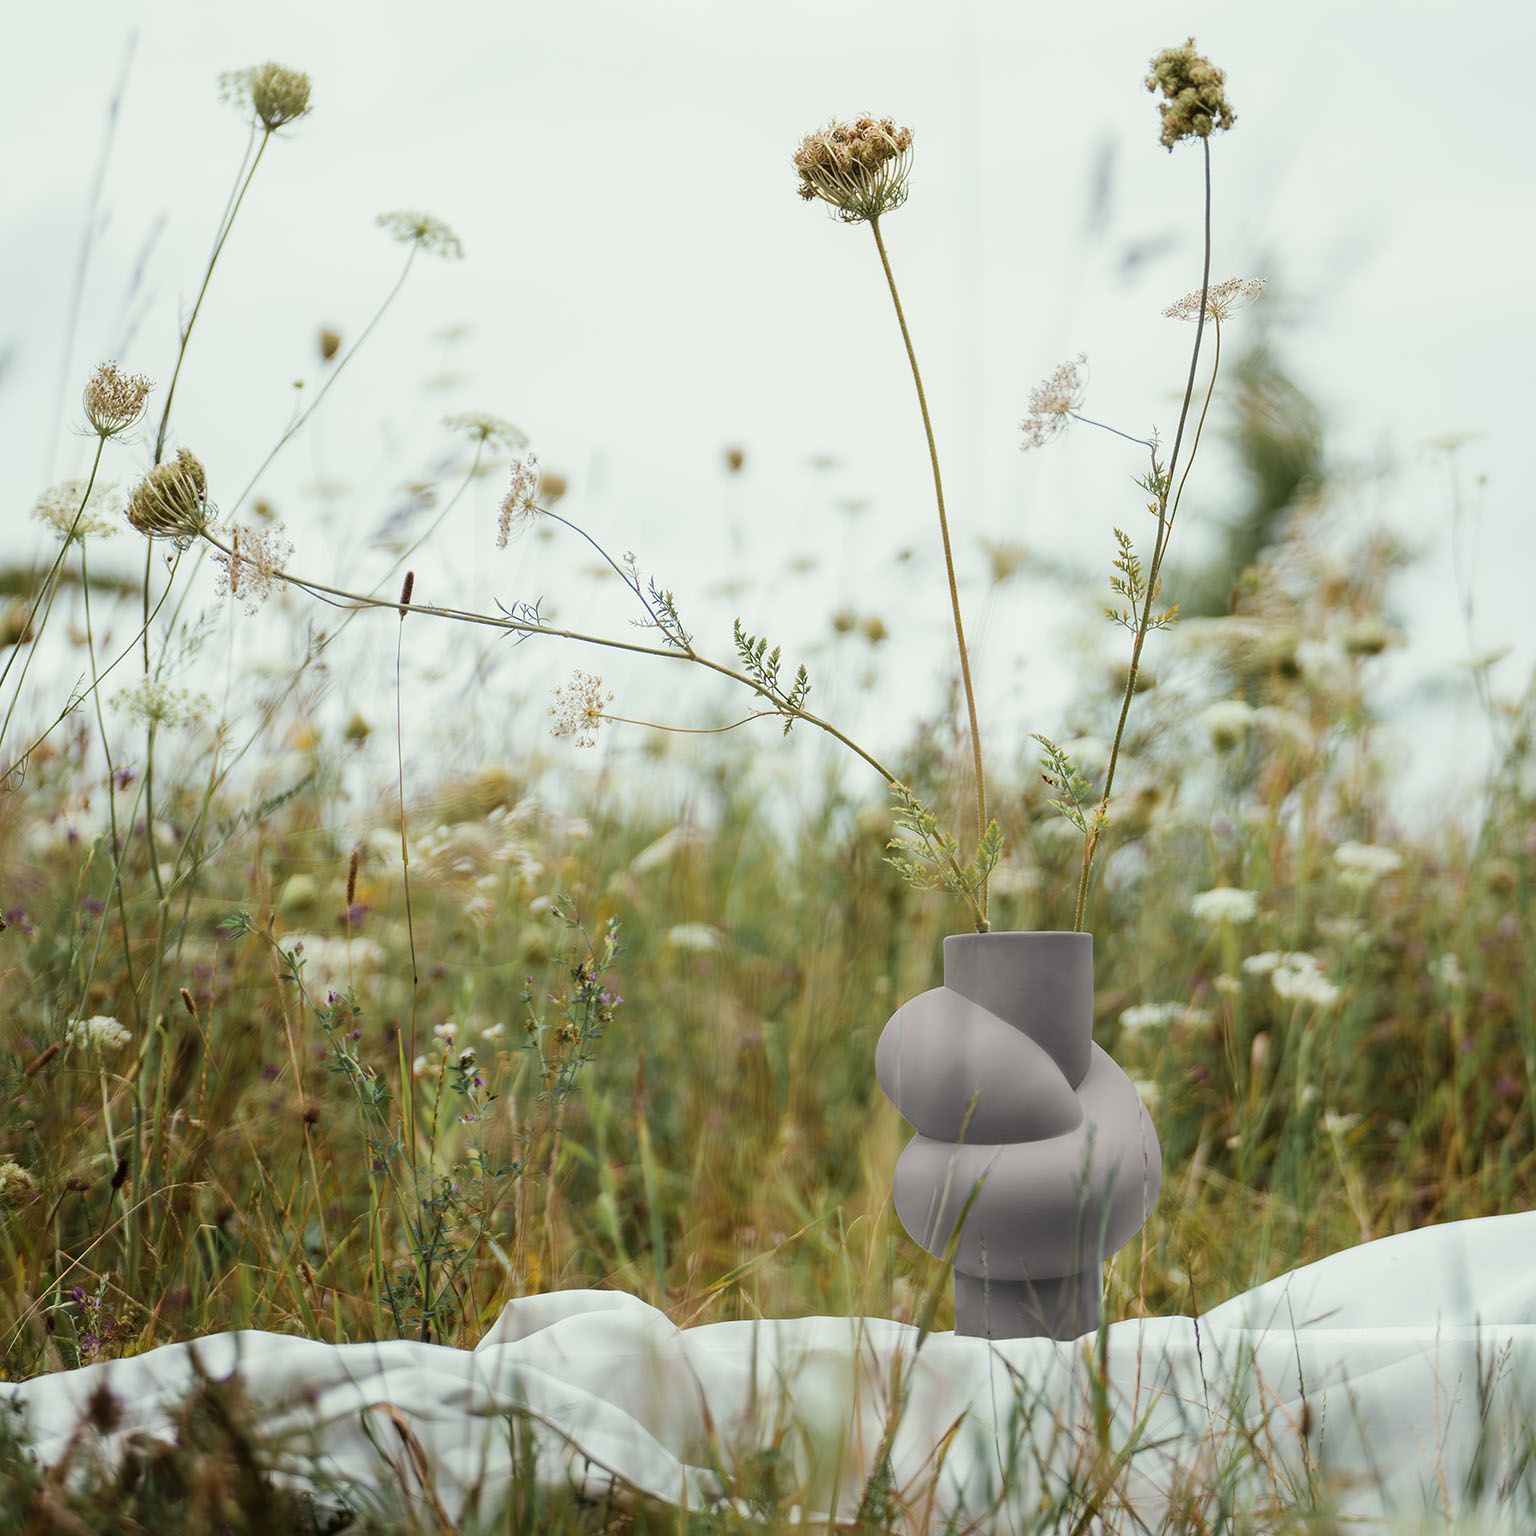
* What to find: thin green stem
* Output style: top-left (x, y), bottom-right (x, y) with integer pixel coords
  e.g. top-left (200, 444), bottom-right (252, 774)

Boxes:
top-left (869, 215), bottom-right (989, 930)
top-left (152, 131), bottom-right (271, 466)
top-left (0, 441), bottom-right (106, 760)
top-left (227, 247), bottom-right (419, 519)
top-left (1073, 137), bottom-right (1213, 932)
top-left (193, 528), bottom-right (989, 930)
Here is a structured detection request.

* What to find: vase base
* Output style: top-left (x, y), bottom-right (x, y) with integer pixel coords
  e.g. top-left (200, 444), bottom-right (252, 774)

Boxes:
top-left (953, 1269), bottom-right (1100, 1340)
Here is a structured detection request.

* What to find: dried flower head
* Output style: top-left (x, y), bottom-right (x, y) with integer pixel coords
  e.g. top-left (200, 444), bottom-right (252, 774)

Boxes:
top-left (793, 115), bottom-right (914, 224)
top-left (0, 1159), bottom-right (38, 1209)
top-left (497, 453), bottom-right (541, 547)
top-left (125, 448), bottom-right (210, 545)
top-left (1146, 40), bottom-right (1235, 151)
top-left (318, 327), bottom-right (342, 361)
top-left (376, 211), bottom-right (464, 260)
top-left (220, 62), bottom-right (313, 132)
top-left (82, 361), bottom-right (152, 440)
top-left (444, 412), bottom-right (529, 453)
top-left (1164, 276), bottom-right (1266, 322)
top-left (213, 521), bottom-right (294, 614)
top-left (1019, 355), bottom-right (1087, 450)
top-left (549, 670), bottom-right (613, 749)
top-left (32, 479), bottom-right (123, 542)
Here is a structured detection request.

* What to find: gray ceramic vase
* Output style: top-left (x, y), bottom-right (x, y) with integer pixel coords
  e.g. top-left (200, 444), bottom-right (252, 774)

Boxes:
top-left (876, 931), bottom-right (1161, 1340)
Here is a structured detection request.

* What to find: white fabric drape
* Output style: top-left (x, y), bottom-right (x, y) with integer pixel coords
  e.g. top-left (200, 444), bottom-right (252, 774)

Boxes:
top-left (8, 1212), bottom-right (1536, 1532)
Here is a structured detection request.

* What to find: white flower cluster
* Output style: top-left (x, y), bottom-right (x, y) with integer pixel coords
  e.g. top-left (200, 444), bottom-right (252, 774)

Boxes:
top-left (1242, 951), bottom-right (1341, 1008)
top-left (1429, 953), bottom-right (1466, 991)
top-left (283, 934), bottom-right (385, 1001)
top-left (1333, 841), bottom-right (1404, 890)
top-left (666, 923), bottom-right (721, 954)
top-left (1189, 886), bottom-right (1259, 925)
top-left (64, 1015), bottom-right (132, 1051)
top-left (1119, 1001), bottom-right (1211, 1035)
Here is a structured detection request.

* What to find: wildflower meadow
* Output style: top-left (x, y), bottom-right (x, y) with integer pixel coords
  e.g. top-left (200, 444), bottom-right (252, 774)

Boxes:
top-left (2, 25), bottom-right (1534, 1536)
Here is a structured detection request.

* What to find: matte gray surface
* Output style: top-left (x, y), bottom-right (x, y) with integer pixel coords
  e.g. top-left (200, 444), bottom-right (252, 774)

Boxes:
top-left (876, 931), bottom-right (1162, 1339)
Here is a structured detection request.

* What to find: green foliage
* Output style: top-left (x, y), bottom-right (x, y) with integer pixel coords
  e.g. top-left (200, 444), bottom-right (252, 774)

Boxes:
top-left (1105, 527), bottom-right (1178, 635)
top-left (883, 778), bottom-right (1002, 912)
top-left (1031, 733), bottom-right (1109, 839)
top-left (732, 619), bottom-right (813, 734)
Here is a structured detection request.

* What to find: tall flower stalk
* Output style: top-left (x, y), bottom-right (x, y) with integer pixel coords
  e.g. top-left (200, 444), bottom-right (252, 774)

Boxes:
top-left (795, 117), bottom-right (993, 927)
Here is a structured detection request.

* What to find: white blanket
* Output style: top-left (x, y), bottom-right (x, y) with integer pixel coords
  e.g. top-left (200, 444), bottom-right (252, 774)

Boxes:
top-left (8, 1212), bottom-right (1536, 1532)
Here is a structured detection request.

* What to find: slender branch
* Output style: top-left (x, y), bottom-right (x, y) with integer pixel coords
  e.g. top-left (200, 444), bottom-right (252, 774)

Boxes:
top-left (869, 214), bottom-right (989, 928)
top-left (226, 247), bottom-right (419, 518)
top-left (1073, 136), bottom-right (1213, 932)
top-left (153, 131), bottom-right (271, 466)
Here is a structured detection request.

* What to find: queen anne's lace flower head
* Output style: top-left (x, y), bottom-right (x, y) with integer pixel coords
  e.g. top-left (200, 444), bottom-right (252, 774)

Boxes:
top-left (125, 449), bottom-right (210, 545)
top-left (82, 362), bottom-right (152, 440)
top-left (1189, 886), bottom-right (1259, 926)
top-left (793, 116), bottom-right (914, 224)
top-left (220, 62), bottom-right (312, 132)
top-left (1019, 357), bottom-right (1087, 450)
top-left (376, 211), bottom-right (463, 259)
top-left (64, 1015), bottom-right (132, 1052)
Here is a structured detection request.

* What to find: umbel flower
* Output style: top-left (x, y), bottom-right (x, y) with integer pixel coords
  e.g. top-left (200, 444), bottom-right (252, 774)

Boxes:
top-left (32, 480), bottom-right (122, 542)
top-left (82, 361), bottom-right (152, 440)
top-left (125, 449), bottom-right (210, 546)
top-left (220, 62), bottom-right (312, 132)
top-left (793, 116), bottom-right (914, 224)
top-left (214, 521), bottom-right (295, 615)
top-left (1165, 276), bottom-right (1266, 322)
top-left (1146, 39), bottom-right (1235, 151)
top-left (1019, 356), bottom-right (1088, 450)
top-left (377, 211), bottom-right (464, 260)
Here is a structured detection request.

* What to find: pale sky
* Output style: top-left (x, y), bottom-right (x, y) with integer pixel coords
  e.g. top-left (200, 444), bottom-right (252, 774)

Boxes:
top-left (6, 0), bottom-right (1534, 851)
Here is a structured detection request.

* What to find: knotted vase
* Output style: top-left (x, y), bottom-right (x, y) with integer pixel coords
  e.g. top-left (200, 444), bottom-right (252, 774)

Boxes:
top-left (876, 930), bottom-right (1161, 1339)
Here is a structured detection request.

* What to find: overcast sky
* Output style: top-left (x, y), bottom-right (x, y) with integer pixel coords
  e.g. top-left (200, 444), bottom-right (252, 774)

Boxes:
top-left (6, 0), bottom-right (1534, 851)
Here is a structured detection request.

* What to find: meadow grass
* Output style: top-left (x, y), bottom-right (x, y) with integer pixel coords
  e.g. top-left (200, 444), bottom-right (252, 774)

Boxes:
top-left (2, 45), bottom-right (1535, 1536)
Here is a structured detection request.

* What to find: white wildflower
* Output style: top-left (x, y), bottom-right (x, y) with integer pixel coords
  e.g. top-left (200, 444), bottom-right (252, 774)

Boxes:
top-left (1213, 973), bottom-right (1243, 996)
top-left (1119, 1002), bottom-right (1181, 1034)
top-left (1252, 705), bottom-right (1315, 754)
top-left (64, 1015), bottom-right (132, 1052)
top-left (282, 933), bottom-right (384, 1000)
top-left (1271, 959), bottom-right (1341, 1008)
top-left (1429, 953), bottom-right (1466, 991)
top-left (1201, 698), bottom-right (1255, 751)
top-left (1295, 639), bottom-right (1350, 691)
top-left (1322, 1109), bottom-right (1361, 1137)
top-left (32, 480), bottom-right (124, 542)
top-left (1189, 886), bottom-right (1259, 926)
top-left (481, 1022), bottom-right (506, 1041)
top-left (666, 922), bottom-right (721, 953)
top-left (1242, 951), bottom-right (1287, 976)
top-left (1333, 841), bottom-right (1403, 889)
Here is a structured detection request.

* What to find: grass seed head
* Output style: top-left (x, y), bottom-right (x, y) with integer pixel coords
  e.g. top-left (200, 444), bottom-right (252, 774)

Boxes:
top-left (125, 448), bottom-right (210, 545)
top-left (1146, 39), bottom-right (1235, 151)
top-left (794, 115), bottom-right (914, 224)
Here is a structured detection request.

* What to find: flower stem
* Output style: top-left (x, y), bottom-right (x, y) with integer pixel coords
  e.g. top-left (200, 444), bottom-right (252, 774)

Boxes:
top-left (869, 215), bottom-right (989, 929)
top-left (152, 130), bottom-right (271, 467)
top-left (1073, 137), bottom-right (1213, 932)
